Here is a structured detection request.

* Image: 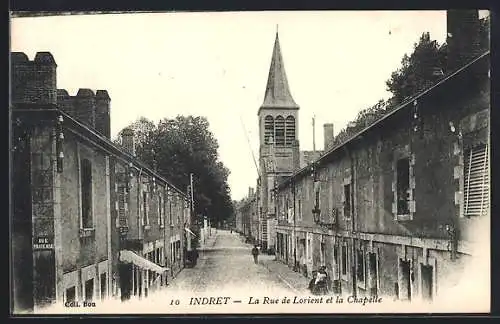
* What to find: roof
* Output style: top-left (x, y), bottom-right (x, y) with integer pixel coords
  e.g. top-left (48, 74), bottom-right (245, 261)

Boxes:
top-left (277, 50), bottom-right (490, 190)
top-left (260, 32), bottom-right (299, 111)
top-left (12, 105), bottom-right (188, 197)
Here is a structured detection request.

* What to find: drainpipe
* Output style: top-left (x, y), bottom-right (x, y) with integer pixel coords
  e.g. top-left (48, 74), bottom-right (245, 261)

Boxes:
top-left (345, 145), bottom-right (357, 298)
top-left (137, 168), bottom-right (143, 241)
top-left (292, 179), bottom-right (297, 271)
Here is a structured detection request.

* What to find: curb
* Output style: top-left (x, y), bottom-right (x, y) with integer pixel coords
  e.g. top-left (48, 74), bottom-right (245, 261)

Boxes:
top-left (261, 260), bottom-right (304, 295)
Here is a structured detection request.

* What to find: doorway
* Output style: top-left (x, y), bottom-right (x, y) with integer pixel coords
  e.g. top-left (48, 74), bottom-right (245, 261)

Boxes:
top-left (421, 264), bottom-right (434, 301)
top-left (398, 259), bottom-right (411, 301)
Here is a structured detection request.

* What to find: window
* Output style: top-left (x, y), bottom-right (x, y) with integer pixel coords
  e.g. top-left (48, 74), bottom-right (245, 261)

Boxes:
top-left (298, 199), bottom-right (302, 221)
top-left (341, 245), bottom-right (348, 276)
top-left (463, 144), bottom-right (489, 217)
top-left (167, 188), bottom-right (173, 225)
top-left (275, 116), bottom-right (285, 146)
top-left (264, 115), bottom-right (274, 144)
top-left (357, 249), bottom-right (365, 284)
top-left (314, 189), bottom-right (320, 210)
top-left (176, 241), bottom-right (181, 260)
top-left (285, 116), bottom-right (295, 146)
top-left (85, 278), bottom-right (94, 302)
top-left (158, 194), bottom-right (164, 227)
top-left (142, 191), bottom-right (149, 226)
top-left (66, 286), bottom-right (76, 303)
top-left (333, 246), bottom-right (339, 277)
top-left (343, 184), bottom-right (351, 218)
top-left (118, 185), bottom-right (127, 228)
top-left (81, 159), bottom-right (93, 228)
top-left (396, 158), bottom-right (410, 215)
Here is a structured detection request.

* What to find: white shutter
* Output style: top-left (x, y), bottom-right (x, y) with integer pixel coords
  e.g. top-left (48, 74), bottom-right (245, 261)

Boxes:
top-left (118, 186), bottom-right (126, 227)
top-left (464, 144), bottom-right (489, 217)
top-left (158, 195), bottom-right (161, 225)
top-left (145, 191), bottom-right (150, 225)
top-left (140, 189), bottom-right (145, 226)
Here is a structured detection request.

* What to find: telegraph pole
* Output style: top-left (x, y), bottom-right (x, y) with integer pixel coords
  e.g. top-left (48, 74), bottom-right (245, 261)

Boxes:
top-left (187, 173), bottom-right (194, 252)
top-left (312, 115), bottom-right (316, 153)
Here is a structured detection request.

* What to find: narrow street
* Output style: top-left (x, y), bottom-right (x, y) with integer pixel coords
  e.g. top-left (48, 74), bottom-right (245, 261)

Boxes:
top-left (166, 230), bottom-right (299, 296)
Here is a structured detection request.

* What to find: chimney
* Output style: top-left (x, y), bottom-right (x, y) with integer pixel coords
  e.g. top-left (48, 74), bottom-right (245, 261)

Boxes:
top-left (446, 10), bottom-right (481, 72)
top-left (248, 187), bottom-right (254, 198)
top-left (121, 127), bottom-right (135, 156)
top-left (323, 123), bottom-right (334, 151)
top-left (95, 90), bottom-right (111, 138)
top-left (75, 88), bottom-right (96, 129)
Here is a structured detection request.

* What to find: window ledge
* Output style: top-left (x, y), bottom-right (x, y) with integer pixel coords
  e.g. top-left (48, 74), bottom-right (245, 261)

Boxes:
top-left (160, 225), bottom-right (165, 229)
top-left (143, 225), bottom-right (151, 230)
top-left (357, 281), bottom-right (366, 290)
top-left (395, 214), bottom-right (412, 222)
top-left (79, 228), bottom-right (95, 238)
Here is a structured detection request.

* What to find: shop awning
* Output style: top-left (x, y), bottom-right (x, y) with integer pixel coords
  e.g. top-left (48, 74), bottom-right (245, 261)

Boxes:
top-left (185, 227), bottom-right (197, 237)
top-left (119, 250), bottom-right (169, 273)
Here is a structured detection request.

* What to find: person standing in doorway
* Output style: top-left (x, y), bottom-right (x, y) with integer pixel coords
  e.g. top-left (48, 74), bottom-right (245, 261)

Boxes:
top-left (252, 245), bottom-right (260, 264)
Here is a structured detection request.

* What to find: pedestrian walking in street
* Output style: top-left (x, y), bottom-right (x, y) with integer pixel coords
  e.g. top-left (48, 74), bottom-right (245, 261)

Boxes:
top-left (251, 245), bottom-right (260, 264)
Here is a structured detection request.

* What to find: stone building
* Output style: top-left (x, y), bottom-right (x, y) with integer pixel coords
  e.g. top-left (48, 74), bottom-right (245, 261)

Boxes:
top-left (256, 31), bottom-right (301, 252)
top-left (235, 187), bottom-right (258, 239)
top-left (274, 10), bottom-right (489, 301)
top-left (11, 51), bottom-right (190, 313)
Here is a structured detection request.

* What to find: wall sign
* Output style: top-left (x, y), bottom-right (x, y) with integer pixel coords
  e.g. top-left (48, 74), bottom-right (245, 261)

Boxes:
top-left (33, 236), bottom-right (54, 250)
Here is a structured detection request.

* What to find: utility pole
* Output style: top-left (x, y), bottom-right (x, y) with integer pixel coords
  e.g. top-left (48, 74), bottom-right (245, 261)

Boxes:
top-left (312, 115), bottom-right (316, 153)
top-left (187, 173), bottom-right (194, 252)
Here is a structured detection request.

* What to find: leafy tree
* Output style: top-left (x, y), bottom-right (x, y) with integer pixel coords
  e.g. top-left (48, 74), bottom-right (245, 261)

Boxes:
top-left (115, 115), bottom-right (234, 225)
top-left (386, 32), bottom-right (446, 105)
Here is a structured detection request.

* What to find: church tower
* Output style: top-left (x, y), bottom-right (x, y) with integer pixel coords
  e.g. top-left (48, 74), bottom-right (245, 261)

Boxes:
top-left (257, 30), bottom-right (300, 250)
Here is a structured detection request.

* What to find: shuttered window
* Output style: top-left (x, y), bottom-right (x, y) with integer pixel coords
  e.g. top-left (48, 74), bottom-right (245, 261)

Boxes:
top-left (264, 115), bottom-right (274, 144)
top-left (118, 185), bottom-right (127, 227)
top-left (275, 116), bottom-right (285, 146)
top-left (464, 144), bottom-right (489, 217)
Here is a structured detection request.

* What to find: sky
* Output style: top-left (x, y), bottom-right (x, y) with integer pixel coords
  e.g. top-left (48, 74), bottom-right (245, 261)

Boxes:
top-left (10, 10), bottom-right (489, 201)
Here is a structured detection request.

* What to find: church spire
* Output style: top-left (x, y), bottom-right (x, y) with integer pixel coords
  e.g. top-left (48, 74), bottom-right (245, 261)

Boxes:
top-left (261, 30), bottom-right (299, 109)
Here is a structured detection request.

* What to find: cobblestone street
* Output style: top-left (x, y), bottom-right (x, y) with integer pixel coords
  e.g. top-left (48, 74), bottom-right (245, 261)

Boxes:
top-left (165, 230), bottom-right (303, 296)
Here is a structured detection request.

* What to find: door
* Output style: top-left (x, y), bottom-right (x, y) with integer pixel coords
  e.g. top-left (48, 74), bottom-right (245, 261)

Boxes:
top-left (398, 259), bottom-right (411, 301)
top-left (368, 252), bottom-right (378, 297)
top-left (421, 264), bottom-right (433, 301)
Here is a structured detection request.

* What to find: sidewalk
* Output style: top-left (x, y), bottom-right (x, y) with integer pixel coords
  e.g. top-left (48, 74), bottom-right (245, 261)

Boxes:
top-left (198, 230), bottom-right (218, 250)
top-left (260, 255), bottom-right (310, 295)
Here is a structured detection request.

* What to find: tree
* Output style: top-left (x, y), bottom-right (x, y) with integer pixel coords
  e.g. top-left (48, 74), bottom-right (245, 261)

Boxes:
top-left (115, 115), bottom-right (234, 225)
top-left (386, 32), bottom-right (446, 105)
top-left (331, 15), bottom-right (490, 151)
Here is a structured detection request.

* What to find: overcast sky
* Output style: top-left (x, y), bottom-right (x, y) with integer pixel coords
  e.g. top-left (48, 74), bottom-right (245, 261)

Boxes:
top-left (10, 11), bottom-right (489, 201)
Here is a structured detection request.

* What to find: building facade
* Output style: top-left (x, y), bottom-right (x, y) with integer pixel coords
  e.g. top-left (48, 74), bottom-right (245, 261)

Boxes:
top-left (11, 51), bottom-right (191, 313)
top-left (274, 10), bottom-right (490, 301)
